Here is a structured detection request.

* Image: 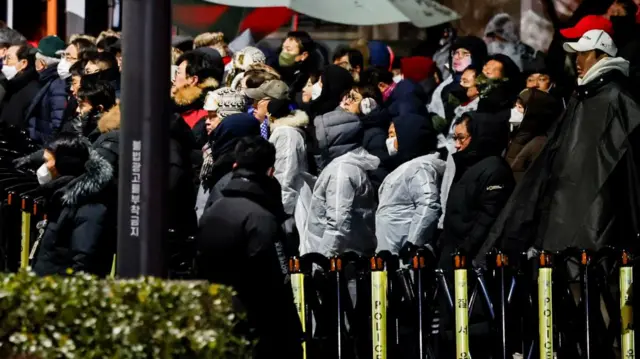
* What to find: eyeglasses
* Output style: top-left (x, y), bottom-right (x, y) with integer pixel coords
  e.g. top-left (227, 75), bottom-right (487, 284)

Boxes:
top-left (453, 134), bottom-right (470, 143)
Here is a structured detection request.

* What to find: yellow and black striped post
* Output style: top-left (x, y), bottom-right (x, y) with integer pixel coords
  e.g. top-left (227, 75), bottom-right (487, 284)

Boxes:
top-left (371, 255), bottom-right (388, 359)
top-left (19, 196), bottom-right (31, 270)
top-left (538, 251), bottom-right (553, 359)
top-left (453, 252), bottom-right (470, 359)
top-left (289, 256), bottom-right (307, 359)
top-left (620, 250), bottom-right (634, 359)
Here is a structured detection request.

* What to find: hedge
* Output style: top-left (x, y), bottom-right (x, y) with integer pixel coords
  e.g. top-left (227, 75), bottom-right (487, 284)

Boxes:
top-left (0, 270), bottom-right (253, 359)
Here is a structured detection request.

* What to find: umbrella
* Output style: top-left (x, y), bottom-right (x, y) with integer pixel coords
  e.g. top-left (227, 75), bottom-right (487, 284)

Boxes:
top-left (203, 0), bottom-right (459, 28)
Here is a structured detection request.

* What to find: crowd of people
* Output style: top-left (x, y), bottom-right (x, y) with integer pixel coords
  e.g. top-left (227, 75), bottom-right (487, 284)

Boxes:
top-left (1, 0), bottom-right (640, 357)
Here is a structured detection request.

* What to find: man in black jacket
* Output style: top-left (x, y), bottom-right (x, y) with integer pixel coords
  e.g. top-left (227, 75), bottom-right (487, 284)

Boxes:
top-left (479, 29), bottom-right (640, 264)
top-left (196, 136), bottom-right (302, 359)
top-left (440, 112), bottom-right (515, 268)
top-left (437, 112), bottom-right (515, 359)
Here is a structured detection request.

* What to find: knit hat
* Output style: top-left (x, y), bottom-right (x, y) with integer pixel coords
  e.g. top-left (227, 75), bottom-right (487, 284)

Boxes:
top-left (368, 40), bottom-right (393, 70)
top-left (233, 46), bottom-right (266, 71)
top-left (401, 56), bottom-right (436, 83)
top-left (211, 113), bottom-right (260, 155)
top-left (37, 36), bottom-right (65, 58)
top-left (267, 99), bottom-right (294, 119)
top-left (203, 88), bottom-right (246, 118)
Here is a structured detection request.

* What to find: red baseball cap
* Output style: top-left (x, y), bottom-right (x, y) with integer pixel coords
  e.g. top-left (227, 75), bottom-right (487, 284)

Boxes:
top-left (560, 15), bottom-right (614, 39)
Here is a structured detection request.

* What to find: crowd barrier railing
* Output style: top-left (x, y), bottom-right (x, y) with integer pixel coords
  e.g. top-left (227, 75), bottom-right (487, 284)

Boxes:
top-left (290, 247), bottom-right (635, 359)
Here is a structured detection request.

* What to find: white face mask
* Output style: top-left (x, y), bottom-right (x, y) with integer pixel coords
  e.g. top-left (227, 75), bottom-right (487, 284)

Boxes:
top-left (509, 107), bottom-right (524, 124)
top-left (392, 75), bottom-right (403, 83)
top-left (386, 137), bottom-right (398, 156)
top-left (57, 59), bottom-right (73, 80)
top-left (37, 164), bottom-right (53, 185)
top-left (1, 65), bottom-right (18, 80)
top-left (311, 82), bottom-right (322, 100)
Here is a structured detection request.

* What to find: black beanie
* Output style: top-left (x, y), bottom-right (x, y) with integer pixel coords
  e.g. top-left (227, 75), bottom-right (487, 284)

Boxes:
top-left (451, 36), bottom-right (488, 66)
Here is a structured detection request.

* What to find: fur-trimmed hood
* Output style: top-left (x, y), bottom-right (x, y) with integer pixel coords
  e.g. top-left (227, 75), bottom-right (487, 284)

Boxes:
top-left (172, 77), bottom-right (219, 108)
top-left (270, 110), bottom-right (309, 130)
top-left (60, 150), bottom-right (114, 206)
top-left (98, 105), bottom-right (121, 133)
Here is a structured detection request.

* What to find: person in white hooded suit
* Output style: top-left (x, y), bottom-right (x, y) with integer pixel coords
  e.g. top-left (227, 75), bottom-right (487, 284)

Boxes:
top-left (297, 88), bottom-right (380, 257)
top-left (267, 99), bottom-right (310, 215)
top-left (376, 115), bottom-right (444, 254)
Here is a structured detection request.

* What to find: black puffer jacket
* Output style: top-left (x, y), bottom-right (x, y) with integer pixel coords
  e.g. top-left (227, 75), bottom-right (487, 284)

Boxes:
top-left (169, 114), bottom-right (198, 236)
top-left (0, 68), bottom-right (41, 128)
top-left (196, 169), bottom-right (302, 359)
top-left (314, 107), bottom-right (362, 171)
top-left (439, 112), bottom-right (515, 268)
top-left (32, 151), bottom-right (116, 277)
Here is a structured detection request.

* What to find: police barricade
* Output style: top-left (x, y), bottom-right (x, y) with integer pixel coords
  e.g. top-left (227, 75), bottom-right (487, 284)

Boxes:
top-left (290, 247), bottom-right (635, 359)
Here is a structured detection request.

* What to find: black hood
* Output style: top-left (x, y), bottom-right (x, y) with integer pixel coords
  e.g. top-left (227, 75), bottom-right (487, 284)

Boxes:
top-left (309, 65), bottom-right (353, 117)
top-left (517, 88), bottom-right (562, 137)
top-left (391, 113), bottom-right (438, 168)
top-left (452, 36), bottom-right (488, 68)
top-left (453, 111), bottom-right (509, 171)
top-left (222, 168), bottom-right (287, 223)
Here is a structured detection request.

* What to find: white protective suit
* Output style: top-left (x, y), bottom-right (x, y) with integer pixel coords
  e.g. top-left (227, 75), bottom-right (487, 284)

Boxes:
top-left (298, 147), bottom-right (380, 257)
top-left (376, 153), bottom-right (446, 254)
top-left (269, 110), bottom-right (310, 215)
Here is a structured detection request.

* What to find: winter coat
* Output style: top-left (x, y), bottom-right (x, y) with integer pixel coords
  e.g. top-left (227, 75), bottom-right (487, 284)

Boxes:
top-left (195, 113), bottom-right (260, 221)
top-left (0, 68), bottom-right (41, 128)
top-left (60, 109), bottom-right (103, 141)
top-left (298, 147), bottom-right (380, 257)
top-left (510, 136), bottom-right (545, 182)
top-left (504, 89), bottom-right (561, 177)
top-left (32, 151), bottom-right (116, 277)
top-left (196, 169), bottom-right (302, 359)
top-left (314, 107), bottom-right (362, 171)
top-left (26, 66), bottom-right (68, 144)
top-left (376, 153), bottom-right (445, 254)
top-left (269, 110), bottom-right (309, 215)
top-left (479, 58), bottom-right (640, 264)
top-left (439, 112), bottom-right (515, 266)
top-left (171, 77), bottom-right (219, 145)
top-left (169, 114), bottom-right (198, 236)
top-left (91, 105), bottom-right (121, 179)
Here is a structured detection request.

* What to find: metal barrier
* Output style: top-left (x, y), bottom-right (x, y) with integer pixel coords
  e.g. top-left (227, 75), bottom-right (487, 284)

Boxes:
top-left (290, 248), bottom-right (636, 359)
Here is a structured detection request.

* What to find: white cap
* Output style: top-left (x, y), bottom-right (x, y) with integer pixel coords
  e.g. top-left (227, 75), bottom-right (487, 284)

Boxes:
top-left (563, 29), bottom-right (617, 57)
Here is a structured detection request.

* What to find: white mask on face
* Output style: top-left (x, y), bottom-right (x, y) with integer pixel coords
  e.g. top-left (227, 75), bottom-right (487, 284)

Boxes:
top-left (37, 164), bottom-right (53, 185)
top-left (311, 82), bottom-right (322, 100)
top-left (392, 74), bottom-right (403, 83)
top-left (386, 137), bottom-right (398, 156)
top-left (1, 65), bottom-right (18, 80)
top-left (509, 107), bottom-right (524, 124)
top-left (57, 59), bottom-right (72, 79)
